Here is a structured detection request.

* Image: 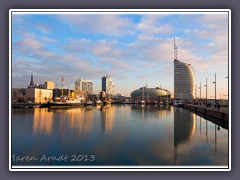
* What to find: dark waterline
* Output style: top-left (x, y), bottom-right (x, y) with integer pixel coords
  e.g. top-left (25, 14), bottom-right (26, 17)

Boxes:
top-left (11, 105), bottom-right (228, 166)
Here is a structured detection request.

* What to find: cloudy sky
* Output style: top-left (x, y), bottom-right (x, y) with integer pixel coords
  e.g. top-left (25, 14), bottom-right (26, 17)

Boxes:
top-left (11, 10), bottom-right (229, 98)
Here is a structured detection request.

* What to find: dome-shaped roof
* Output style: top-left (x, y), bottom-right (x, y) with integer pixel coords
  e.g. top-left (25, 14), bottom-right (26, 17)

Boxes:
top-left (131, 87), bottom-right (171, 98)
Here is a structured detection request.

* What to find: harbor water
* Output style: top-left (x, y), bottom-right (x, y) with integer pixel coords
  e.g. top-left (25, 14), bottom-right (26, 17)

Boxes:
top-left (11, 105), bottom-right (229, 166)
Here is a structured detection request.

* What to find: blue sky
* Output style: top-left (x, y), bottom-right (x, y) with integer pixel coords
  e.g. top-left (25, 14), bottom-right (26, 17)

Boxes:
top-left (11, 10), bottom-right (229, 98)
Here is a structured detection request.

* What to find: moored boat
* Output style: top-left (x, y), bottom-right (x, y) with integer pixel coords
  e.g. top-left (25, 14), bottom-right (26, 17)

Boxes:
top-left (173, 99), bottom-right (183, 107)
top-left (103, 100), bottom-right (111, 105)
top-left (84, 100), bottom-right (93, 106)
top-left (48, 100), bottom-right (84, 108)
top-left (94, 99), bottom-right (103, 105)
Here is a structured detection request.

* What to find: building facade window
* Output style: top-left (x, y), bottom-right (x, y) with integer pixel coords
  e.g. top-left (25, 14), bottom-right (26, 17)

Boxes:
top-left (102, 75), bottom-right (115, 96)
top-left (174, 60), bottom-right (196, 101)
top-left (75, 79), bottom-right (93, 94)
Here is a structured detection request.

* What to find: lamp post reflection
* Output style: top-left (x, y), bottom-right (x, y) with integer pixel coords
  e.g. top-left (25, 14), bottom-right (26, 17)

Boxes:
top-left (200, 117), bottom-right (202, 137)
top-left (206, 117), bottom-right (208, 143)
top-left (215, 124), bottom-right (217, 152)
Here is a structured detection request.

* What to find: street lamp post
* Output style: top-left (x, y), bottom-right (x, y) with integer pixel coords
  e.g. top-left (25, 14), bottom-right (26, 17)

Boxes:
top-left (199, 81), bottom-right (201, 100)
top-left (212, 73), bottom-right (216, 108)
top-left (204, 78), bottom-right (208, 106)
top-left (226, 76), bottom-right (228, 102)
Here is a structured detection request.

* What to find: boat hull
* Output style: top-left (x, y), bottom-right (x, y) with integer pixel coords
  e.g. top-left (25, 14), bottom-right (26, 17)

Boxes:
top-left (48, 102), bottom-right (83, 108)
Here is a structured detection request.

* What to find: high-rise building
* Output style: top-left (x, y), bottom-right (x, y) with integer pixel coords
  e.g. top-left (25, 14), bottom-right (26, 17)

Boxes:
top-left (174, 60), bottom-right (196, 100)
top-left (75, 79), bottom-right (93, 94)
top-left (102, 75), bottom-right (115, 95)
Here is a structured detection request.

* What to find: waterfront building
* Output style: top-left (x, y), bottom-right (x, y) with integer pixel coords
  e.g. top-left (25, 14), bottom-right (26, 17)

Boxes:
top-left (173, 38), bottom-right (196, 101)
top-left (52, 88), bottom-right (88, 101)
top-left (12, 88), bottom-right (52, 103)
top-left (73, 90), bottom-right (88, 101)
top-left (102, 75), bottom-right (115, 95)
top-left (131, 87), bottom-right (171, 104)
top-left (44, 81), bottom-right (55, 90)
top-left (174, 60), bottom-right (196, 101)
top-left (53, 88), bottom-right (72, 99)
top-left (75, 79), bottom-right (93, 94)
top-left (111, 93), bottom-right (126, 104)
top-left (27, 73), bottom-right (55, 89)
top-left (12, 73), bottom-right (54, 103)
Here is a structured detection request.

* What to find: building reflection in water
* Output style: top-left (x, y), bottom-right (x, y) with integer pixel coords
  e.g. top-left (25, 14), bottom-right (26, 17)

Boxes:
top-left (173, 108), bottom-right (196, 164)
top-left (32, 108), bottom-right (54, 135)
top-left (131, 105), bottom-right (171, 121)
top-left (64, 107), bottom-right (94, 135)
top-left (32, 107), bottom-right (94, 136)
top-left (100, 105), bottom-right (115, 134)
top-left (13, 105), bottom-right (228, 166)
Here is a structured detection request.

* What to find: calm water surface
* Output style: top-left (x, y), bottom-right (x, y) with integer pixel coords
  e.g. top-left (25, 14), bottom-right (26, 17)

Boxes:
top-left (11, 105), bottom-right (228, 166)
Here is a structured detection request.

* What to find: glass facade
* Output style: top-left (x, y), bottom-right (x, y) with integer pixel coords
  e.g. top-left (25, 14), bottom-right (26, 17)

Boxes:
top-left (174, 60), bottom-right (196, 100)
top-left (131, 87), bottom-right (171, 103)
top-left (102, 76), bottom-right (115, 95)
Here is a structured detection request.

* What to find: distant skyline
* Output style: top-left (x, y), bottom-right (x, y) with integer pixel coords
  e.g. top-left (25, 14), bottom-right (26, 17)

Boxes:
top-left (11, 10), bottom-right (230, 98)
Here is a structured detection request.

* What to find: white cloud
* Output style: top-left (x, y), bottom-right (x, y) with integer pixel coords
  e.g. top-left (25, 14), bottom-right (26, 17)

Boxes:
top-left (13, 29), bottom-right (37, 39)
top-left (41, 37), bottom-right (57, 43)
top-left (58, 14), bottom-right (134, 35)
top-left (11, 12), bottom-right (229, 96)
top-left (13, 38), bottom-right (43, 52)
top-left (137, 15), bottom-right (174, 35)
top-left (36, 23), bottom-right (52, 34)
top-left (62, 39), bottom-right (92, 53)
top-left (91, 40), bottom-right (123, 57)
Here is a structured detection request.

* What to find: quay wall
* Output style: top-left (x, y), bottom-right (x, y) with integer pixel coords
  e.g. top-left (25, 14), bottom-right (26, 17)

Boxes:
top-left (183, 104), bottom-right (228, 122)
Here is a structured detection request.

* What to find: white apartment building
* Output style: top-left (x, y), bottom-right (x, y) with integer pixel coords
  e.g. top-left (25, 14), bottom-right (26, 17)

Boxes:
top-left (75, 79), bottom-right (93, 94)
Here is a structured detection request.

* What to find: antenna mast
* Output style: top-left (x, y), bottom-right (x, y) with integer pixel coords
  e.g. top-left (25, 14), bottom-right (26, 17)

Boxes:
top-left (174, 37), bottom-right (178, 60)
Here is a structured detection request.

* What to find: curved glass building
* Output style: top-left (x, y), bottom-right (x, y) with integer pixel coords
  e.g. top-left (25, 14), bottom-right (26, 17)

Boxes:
top-left (131, 87), bottom-right (171, 104)
top-left (174, 60), bottom-right (196, 100)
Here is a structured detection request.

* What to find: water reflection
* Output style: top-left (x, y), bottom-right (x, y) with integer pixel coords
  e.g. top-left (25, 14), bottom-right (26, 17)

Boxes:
top-left (33, 108), bottom-right (53, 135)
top-left (131, 105), bottom-right (171, 120)
top-left (173, 107), bottom-right (228, 165)
top-left (174, 108), bottom-right (196, 146)
top-left (11, 105), bottom-right (228, 166)
top-left (65, 107), bottom-right (93, 135)
top-left (99, 105), bottom-right (115, 134)
top-left (173, 108), bottom-right (196, 164)
top-left (32, 107), bottom-right (94, 136)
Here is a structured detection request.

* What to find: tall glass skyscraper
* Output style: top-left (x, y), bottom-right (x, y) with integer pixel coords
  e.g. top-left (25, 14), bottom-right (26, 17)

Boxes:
top-left (102, 75), bottom-right (115, 95)
top-left (174, 60), bottom-right (196, 100)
